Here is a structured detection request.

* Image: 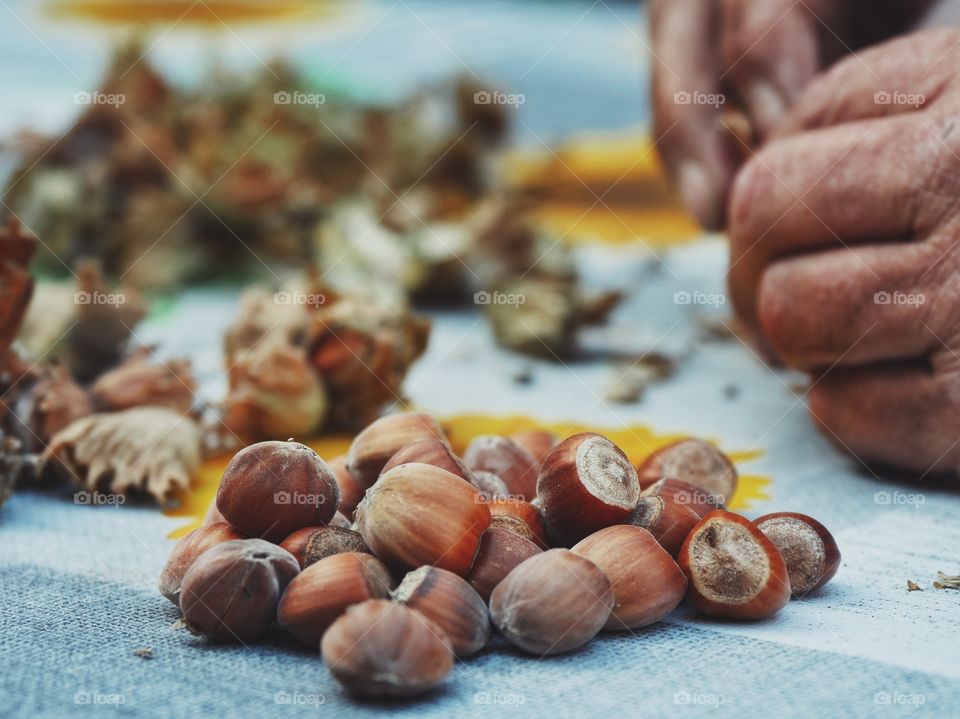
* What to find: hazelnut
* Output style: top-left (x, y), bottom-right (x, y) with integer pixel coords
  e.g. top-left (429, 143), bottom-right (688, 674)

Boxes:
top-left (466, 527), bottom-right (543, 601)
top-left (330, 511), bottom-right (352, 529)
top-left (537, 433), bottom-right (640, 545)
top-left (277, 552), bottom-right (393, 646)
top-left (486, 498), bottom-right (548, 548)
top-left (179, 539), bottom-right (299, 641)
top-left (381, 438), bottom-right (473, 482)
top-left (637, 438), bottom-right (738, 503)
top-left (626, 495), bottom-right (702, 557)
top-left (216, 440), bottom-right (339, 542)
top-left (463, 435), bottom-right (539, 500)
top-left (279, 525), bottom-right (370, 569)
top-left (392, 566), bottom-right (490, 657)
top-left (356, 463), bottom-right (491, 576)
top-left (678, 510), bottom-right (791, 620)
top-left (158, 522), bottom-right (246, 604)
top-left (641, 477), bottom-right (724, 518)
top-left (345, 413), bottom-right (445, 487)
top-left (510, 429), bottom-right (558, 464)
top-left (754, 512), bottom-right (840, 597)
top-left (572, 525), bottom-right (687, 630)
top-left (201, 495), bottom-right (227, 526)
top-left (329, 455), bottom-right (364, 519)
top-left (469, 470), bottom-right (509, 500)
top-left (489, 548), bottom-right (613, 655)
top-left (321, 599), bottom-right (454, 698)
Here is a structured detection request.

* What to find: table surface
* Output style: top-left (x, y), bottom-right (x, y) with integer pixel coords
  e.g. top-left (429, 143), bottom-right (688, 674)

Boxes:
top-left (2, 2), bottom-right (959, 717)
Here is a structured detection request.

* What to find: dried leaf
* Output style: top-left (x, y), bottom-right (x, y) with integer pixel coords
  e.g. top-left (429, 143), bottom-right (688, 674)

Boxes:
top-left (91, 347), bottom-right (196, 414)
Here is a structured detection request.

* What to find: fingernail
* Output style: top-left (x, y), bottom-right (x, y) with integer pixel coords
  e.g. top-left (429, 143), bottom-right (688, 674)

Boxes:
top-left (746, 80), bottom-right (786, 134)
top-left (677, 161), bottom-right (721, 230)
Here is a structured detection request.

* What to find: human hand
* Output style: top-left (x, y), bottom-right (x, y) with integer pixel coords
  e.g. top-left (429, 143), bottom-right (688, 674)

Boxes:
top-left (649, 0), bottom-right (931, 229)
top-left (728, 28), bottom-right (960, 476)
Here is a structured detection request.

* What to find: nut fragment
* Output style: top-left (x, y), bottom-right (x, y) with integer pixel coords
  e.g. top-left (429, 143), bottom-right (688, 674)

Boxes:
top-left (216, 440), bottom-right (339, 542)
top-left (392, 566), bottom-right (490, 657)
top-left (678, 510), bottom-right (791, 620)
top-left (572, 525), bottom-right (687, 630)
top-left (277, 552), bottom-right (393, 646)
top-left (463, 435), bottom-right (539, 500)
top-left (489, 548), bottom-right (613, 655)
top-left (346, 413), bottom-right (444, 487)
top-left (356, 463), bottom-right (490, 575)
top-left (626, 495), bottom-right (702, 557)
top-left (179, 539), bottom-right (299, 641)
top-left (321, 599), bottom-right (454, 698)
top-left (637, 438), bottom-right (738, 503)
top-left (279, 525), bottom-right (370, 569)
top-left (159, 522), bottom-right (246, 603)
top-left (466, 527), bottom-right (542, 601)
top-left (537, 433), bottom-right (640, 545)
top-left (754, 512), bottom-right (840, 597)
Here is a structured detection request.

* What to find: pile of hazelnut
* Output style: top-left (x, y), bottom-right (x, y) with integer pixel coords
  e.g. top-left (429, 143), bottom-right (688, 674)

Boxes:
top-left (159, 413), bottom-right (841, 699)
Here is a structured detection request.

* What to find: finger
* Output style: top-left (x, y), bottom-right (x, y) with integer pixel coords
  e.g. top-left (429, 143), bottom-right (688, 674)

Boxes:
top-left (718, 0), bottom-right (824, 138)
top-left (650, 0), bottom-right (736, 230)
top-left (808, 360), bottom-right (960, 476)
top-left (774, 28), bottom-right (958, 136)
top-left (727, 114), bottom-right (949, 324)
top-left (756, 243), bottom-right (938, 370)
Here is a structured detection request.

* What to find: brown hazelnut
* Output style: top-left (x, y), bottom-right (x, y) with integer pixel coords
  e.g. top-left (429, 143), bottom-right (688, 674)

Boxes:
top-left (572, 525), bottom-right (687, 629)
top-left (537, 433), bottom-right (640, 545)
top-left (392, 566), bottom-right (490, 657)
top-left (637, 438), bottom-right (738, 503)
top-left (510, 429), bottom-right (558, 463)
top-left (279, 525), bottom-right (370, 569)
top-left (356, 463), bottom-right (491, 576)
top-left (626, 495), bottom-right (702, 557)
top-left (641, 477), bottom-right (725, 518)
top-left (486, 498), bottom-right (548, 548)
top-left (277, 552), bottom-right (393, 646)
top-left (158, 522), bottom-right (246, 603)
top-left (322, 599), bottom-right (454, 698)
top-left (463, 435), bottom-right (539, 500)
top-left (201, 495), bottom-right (227, 526)
top-left (466, 527), bottom-right (542, 602)
top-left (381, 437), bottom-right (474, 482)
top-left (346, 413), bottom-right (445, 487)
top-left (678, 510), bottom-right (791, 620)
top-left (216, 440), bottom-right (339, 542)
top-left (329, 454), bottom-right (365, 519)
top-left (330, 511), bottom-right (352, 529)
top-left (179, 539), bottom-right (299, 641)
top-left (489, 548), bottom-right (613, 655)
top-left (754, 512), bottom-right (841, 597)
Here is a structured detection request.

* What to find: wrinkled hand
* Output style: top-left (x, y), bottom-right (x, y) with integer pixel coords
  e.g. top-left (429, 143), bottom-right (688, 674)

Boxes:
top-left (729, 29), bottom-right (960, 477)
top-left (649, 0), bottom-right (930, 229)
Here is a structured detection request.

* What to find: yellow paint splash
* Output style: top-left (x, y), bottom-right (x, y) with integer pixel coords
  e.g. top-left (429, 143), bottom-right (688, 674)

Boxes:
top-left (165, 414), bottom-right (771, 538)
top-left (48, 0), bottom-right (339, 25)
